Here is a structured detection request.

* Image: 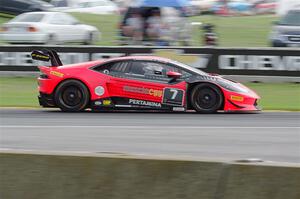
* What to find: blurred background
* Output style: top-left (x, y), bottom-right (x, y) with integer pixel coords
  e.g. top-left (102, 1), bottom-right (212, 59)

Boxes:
top-left (0, 0), bottom-right (299, 111)
top-left (0, 0), bottom-right (299, 47)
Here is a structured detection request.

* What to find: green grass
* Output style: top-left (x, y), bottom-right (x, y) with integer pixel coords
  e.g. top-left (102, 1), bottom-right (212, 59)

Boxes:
top-left (189, 15), bottom-right (278, 47)
top-left (0, 77), bottom-right (39, 107)
top-left (0, 13), bottom-right (277, 47)
top-left (245, 83), bottom-right (300, 111)
top-left (0, 77), bottom-right (299, 110)
top-left (71, 13), bottom-right (120, 46)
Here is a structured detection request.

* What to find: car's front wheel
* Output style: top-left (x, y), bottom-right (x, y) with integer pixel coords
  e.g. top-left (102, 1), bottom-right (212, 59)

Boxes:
top-left (54, 80), bottom-right (90, 112)
top-left (190, 83), bottom-right (223, 113)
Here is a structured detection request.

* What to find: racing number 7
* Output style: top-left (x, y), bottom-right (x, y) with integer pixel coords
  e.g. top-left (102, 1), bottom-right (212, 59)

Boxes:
top-left (170, 89), bottom-right (178, 100)
top-left (162, 88), bottom-right (184, 106)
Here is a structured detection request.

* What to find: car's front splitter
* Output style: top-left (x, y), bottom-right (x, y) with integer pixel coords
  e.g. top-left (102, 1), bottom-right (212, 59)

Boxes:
top-left (38, 92), bottom-right (56, 107)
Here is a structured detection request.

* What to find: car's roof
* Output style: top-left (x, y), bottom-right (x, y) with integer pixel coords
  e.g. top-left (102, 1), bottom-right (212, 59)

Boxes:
top-left (107, 55), bottom-right (173, 63)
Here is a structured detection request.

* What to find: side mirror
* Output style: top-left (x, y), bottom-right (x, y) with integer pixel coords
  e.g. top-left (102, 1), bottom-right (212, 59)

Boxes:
top-left (167, 71), bottom-right (182, 79)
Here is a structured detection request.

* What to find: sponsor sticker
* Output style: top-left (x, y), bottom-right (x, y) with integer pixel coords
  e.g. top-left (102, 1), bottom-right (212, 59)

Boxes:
top-left (50, 71), bottom-right (64, 77)
top-left (230, 95), bottom-right (244, 102)
top-left (129, 99), bottom-right (161, 107)
top-left (172, 107), bottom-right (185, 112)
top-left (103, 99), bottom-right (112, 106)
top-left (95, 86), bottom-right (105, 96)
top-left (123, 86), bottom-right (162, 98)
top-left (31, 53), bottom-right (50, 60)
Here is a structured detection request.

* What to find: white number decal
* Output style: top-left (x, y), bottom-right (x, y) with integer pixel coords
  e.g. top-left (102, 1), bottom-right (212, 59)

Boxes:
top-left (170, 89), bottom-right (178, 100)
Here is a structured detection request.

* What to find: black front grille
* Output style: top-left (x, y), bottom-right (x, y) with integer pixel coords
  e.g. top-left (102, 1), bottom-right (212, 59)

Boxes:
top-left (288, 36), bottom-right (300, 42)
top-left (254, 100), bottom-right (258, 106)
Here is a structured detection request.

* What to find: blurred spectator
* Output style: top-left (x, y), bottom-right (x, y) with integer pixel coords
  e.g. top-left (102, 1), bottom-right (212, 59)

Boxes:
top-left (146, 10), bottom-right (168, 45)
top-left (123, 12), bottom-right (144, 44)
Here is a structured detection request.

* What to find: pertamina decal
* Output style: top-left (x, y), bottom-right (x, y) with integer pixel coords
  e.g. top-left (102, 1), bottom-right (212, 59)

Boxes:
top-left (129, 99), bottom-right (161, 107)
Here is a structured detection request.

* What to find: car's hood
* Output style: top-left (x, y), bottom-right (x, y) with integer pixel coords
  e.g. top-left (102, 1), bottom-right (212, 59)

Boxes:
top-left (274, 25), bottom-right (300, 34)
top-left (215, 75), bottom-right (260, 98)
top-left (190, 74), bottom-right (260, 99)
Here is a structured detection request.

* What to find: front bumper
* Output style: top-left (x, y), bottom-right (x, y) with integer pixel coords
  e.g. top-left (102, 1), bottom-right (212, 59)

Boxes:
top-left (38, 92), bottom-right (56, 107)
top-left (271, 38), bottom-right (300, 47)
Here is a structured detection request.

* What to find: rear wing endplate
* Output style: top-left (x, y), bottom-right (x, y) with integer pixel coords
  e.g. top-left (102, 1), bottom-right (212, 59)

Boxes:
top-left (31, 50), bottom-right (63, 66)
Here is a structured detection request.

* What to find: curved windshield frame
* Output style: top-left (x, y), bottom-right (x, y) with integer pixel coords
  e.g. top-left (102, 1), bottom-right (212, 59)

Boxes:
top-left (169, 60), bottom-right (208, 76)
top-left (279, 10), bottom-right (300, 26)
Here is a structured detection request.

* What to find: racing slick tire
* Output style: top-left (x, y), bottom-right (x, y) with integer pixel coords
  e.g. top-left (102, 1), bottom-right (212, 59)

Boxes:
top-left (190, 83), bottom-right (223, 113)
top-left (54, 79), bottom-right (90, 112)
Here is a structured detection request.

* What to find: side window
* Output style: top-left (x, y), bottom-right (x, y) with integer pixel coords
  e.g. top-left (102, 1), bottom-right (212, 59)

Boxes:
top-left (128, 61), bottom-right (149, 76)
top-left (93, 61), bottom-right (130, 76)
top-left (49, 13), bottom-right (76, 25)
top-left (49, 13), bottom-right (65, 25)
top-left (128, 61), bottom-right (192, 82)
top-left (161, 63), bottom-right (193, 79)
top-left (60, 13), bottom-right (78, 25)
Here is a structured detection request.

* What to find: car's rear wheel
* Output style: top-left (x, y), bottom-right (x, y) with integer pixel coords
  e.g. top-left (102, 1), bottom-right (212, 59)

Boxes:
top-left (54, 80), bottom-right (90, 112)
top-left (84, 32), bottom-right (95, 45)
top-left (45, 34), bottom-right (57, 45)
top-left (190, 83), bottom-right (223, 113)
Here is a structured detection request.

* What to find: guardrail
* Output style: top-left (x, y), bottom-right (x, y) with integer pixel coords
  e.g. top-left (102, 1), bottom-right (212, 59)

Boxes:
top-left (0, 45), bottom-right (299, 76)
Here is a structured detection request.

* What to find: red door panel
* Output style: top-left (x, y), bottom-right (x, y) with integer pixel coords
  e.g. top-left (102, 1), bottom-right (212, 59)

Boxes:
top-left (107, 76), bottom-right (187, 105)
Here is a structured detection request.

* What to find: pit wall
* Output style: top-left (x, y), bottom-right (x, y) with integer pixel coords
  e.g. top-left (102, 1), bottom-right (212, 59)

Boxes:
top-left (0, 151), bottom-right (299, 199)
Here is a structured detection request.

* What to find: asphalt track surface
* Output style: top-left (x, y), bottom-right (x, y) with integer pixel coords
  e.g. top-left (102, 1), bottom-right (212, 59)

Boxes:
top-left (0, 109), bottom-right (299, 163)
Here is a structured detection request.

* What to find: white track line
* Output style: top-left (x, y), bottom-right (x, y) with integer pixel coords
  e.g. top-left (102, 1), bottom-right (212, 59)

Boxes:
top-left (0, 125), bottom-right (299, 129)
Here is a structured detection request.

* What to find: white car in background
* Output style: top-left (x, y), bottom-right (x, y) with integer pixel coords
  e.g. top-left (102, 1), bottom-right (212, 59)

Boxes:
top-left (190, 0), bottom-right (217, 14)
top-left (51, 0), bottom-right (119, 15)
top-left (0, 12), bottom-right (100, 45)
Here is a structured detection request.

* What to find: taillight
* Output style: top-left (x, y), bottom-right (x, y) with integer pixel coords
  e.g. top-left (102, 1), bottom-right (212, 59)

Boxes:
top-left (0, 26), bottom-right (8, 32)
top-left (28, 26), bottom-right (38, 32)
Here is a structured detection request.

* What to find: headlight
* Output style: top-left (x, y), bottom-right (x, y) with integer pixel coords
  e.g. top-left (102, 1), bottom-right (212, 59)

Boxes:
top-left (217, 79), bottom-right (249, 93)
top-left (270, 29), bottom-right (284, 41)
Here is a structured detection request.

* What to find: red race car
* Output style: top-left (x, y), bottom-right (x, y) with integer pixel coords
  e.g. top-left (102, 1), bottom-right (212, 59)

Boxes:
top-left (31, 50), bottom-right (260, 113)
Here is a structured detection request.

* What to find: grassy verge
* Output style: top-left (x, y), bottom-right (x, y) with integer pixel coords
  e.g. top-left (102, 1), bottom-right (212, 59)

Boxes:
top-left (0, 77), bottom-right (299, 110)
top-left (0, 13), bottom-right (277, 47)
top-left (0, 77), bottom-right (38, 107)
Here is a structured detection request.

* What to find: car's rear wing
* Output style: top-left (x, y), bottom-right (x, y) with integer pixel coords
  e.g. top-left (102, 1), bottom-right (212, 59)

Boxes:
top-left (31, 50), bottom-right (63, 66)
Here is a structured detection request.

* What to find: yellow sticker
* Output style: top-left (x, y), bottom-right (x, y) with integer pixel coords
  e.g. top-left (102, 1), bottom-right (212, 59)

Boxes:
top-left (149, 89), bottom-right (163, 97)
top-left (103, 100), bottom-right (111, 106)
top-left (230, 95), bottom-right (244, 102)
top-left (32, 53), bottom-right (49, 60)
top-left (50, 71), bottom-right (64, 78)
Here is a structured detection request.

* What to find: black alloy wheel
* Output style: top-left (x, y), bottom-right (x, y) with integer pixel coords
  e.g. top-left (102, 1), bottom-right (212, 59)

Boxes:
top-left (190, 83), bottom-right (223, 113)
top-left (54, 80), bottom-right (90, 112)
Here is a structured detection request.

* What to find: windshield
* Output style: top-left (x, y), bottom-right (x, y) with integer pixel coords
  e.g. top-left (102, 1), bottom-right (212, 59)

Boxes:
top-left (170, 60), bottom-right (208, 76)
top-left (279, 10), bottom-right (300, 26)
top-left (12, 13), bottom-right (45, 22)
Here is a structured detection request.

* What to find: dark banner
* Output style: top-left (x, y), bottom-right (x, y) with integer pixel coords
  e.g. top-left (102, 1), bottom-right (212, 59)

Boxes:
top-left (0, 45), bottom-right (299, 76)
